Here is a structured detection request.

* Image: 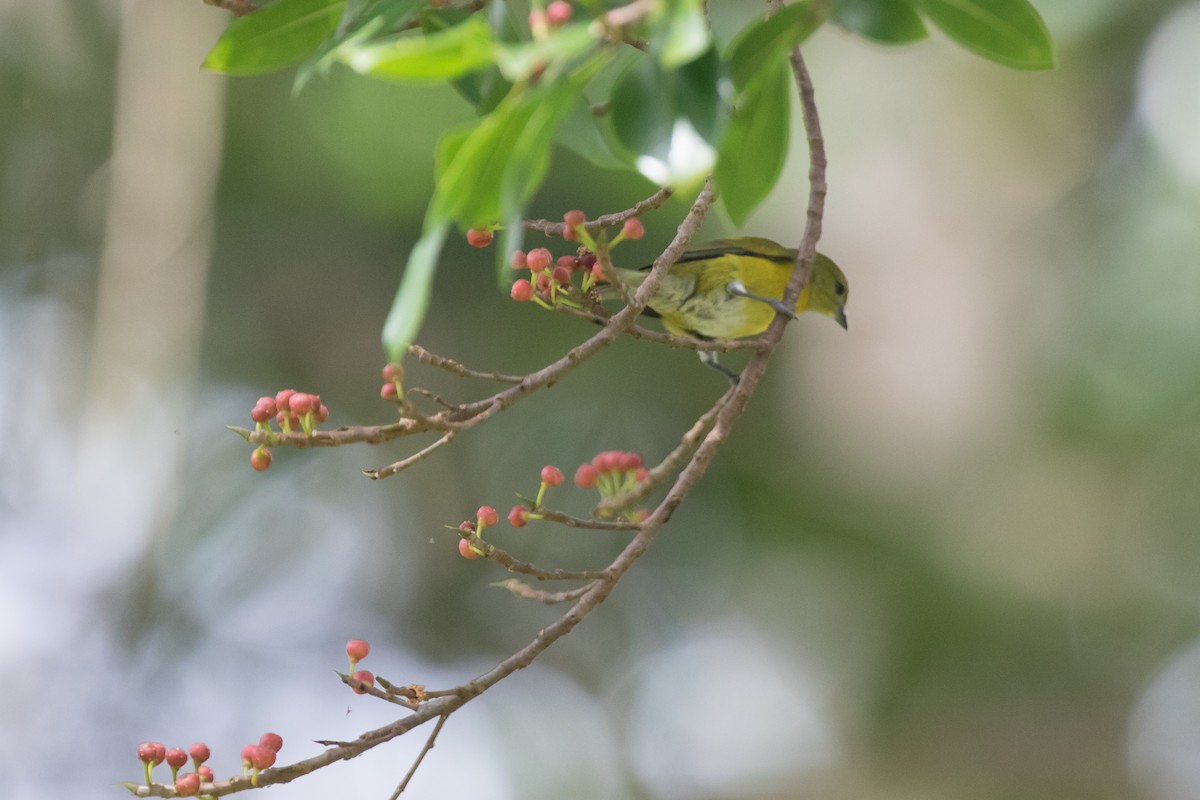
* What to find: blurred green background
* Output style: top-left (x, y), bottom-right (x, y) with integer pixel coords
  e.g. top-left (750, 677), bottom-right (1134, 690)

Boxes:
top-left (3, 1), bottom-right (1200, 798)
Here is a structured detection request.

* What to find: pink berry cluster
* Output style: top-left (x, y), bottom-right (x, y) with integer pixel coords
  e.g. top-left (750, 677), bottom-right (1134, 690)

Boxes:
top-left (574, 450), bottom-right (649, 497)
top-left (379, 362), bottom-right (404, 401)
top-left (507, 465), bottom-right (564, 528)
top-left (248, 389), bottom-right (330, 471)
top-left (135, 741), bottom-right (212, 796)
top-left (240, 732), bottom-right (283, 786)
top-left (346, 638), bottom-right (375, 694)
top-left (455, 506), bottom-right (498, 560)
top-left (508, 211), bottom-right (645, 308)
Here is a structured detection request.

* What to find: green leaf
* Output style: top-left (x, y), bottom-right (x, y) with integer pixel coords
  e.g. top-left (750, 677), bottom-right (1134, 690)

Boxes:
top-left (727, 1), bottom-right (825, 92)
top-left (381, 222), bottom-right (447, 364)
top-left (832, 0), bottom-right (928, 44)
top-left (716, 57), bottom-right (790, 226)
top-left (204, 0), bottom-right (345, 76)
top-left (610, 45), bottom-right (722, 189)
top-left (913, 0), bottom-right (1055, 69)
top-left (294, 0), bottom-right (425, 91)
top-left (494, 22), bottom-right (597, 82)
top-left (556, 97), bottom-right (630, 172)
top-left (655, 0), bottom-right (711, 68)
top-left (433, 82), bottom-right (576, 228)
top-left (340, 15), bottom-right (495, 81)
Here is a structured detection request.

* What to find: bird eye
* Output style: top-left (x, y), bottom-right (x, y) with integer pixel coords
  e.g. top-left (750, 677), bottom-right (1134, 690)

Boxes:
top-left (834, 281), bottom-right (846, 297)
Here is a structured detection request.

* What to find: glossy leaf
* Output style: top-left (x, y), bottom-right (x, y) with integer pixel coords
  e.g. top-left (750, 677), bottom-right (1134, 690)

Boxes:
top-left (655, 0), bottom-right (711, 68)
top-left (294, 0), bottom-right (425, 90)
top-left (914, 0), bottom-right (1055, 69)
top-left (716, 57), bottom-right (791, 226)
top-left (204, 0), bottom-right (345, 76)
top-left (833, 0), bottom-right (928, 44)
top-left (556, 97), bottom-right (630, 172)
top-left (727, 1), bottom-right (824, 92)
top-left (610, 46), bottom-right (721, 189)
top-left (341, 15), bottom-right (495, 81)
top-left (381, 222), bottom-right (447, 364)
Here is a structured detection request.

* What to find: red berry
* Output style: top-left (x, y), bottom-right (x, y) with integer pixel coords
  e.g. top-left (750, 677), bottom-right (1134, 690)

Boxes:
top-left (166, 748), bottom-right (187, 769)
top-left (535, 273), bottom-right (552, 292)
top-left (618, 451), bottom-right (643, 471)
top-left (189, 743), bottom-right (210, 765)
top-left (466, 228), bottom-right (493, 248)
top-left (251, 397), bottom-right (276, 423)
top-left (138, 742), bottom-right (166, 765)
top-left (250, 446), bottom-right (271, 471)
top-left (510, 250), bottom-right (528, 269)
top-left (275, 389), bottom-right (295, 411)
top-left (241, 744), bottom-right (257, 767)
top-left (511, 278), bottom-right (533, 302)
top-left (579, 252), bottom-right (597, 271)
top-left (382, 363), bottom-right (403, 382)
top-left (622, 217), bottom-right (645, 240)
top-left (346, 639), bottom-right (370, 662)
top-left (635, 466), bottom-right (649, 482)
top-left (526, 248), bottom-right (552, 273)
top-left (547, 0), bottom-right (572, 25)
top-left (352, 670), bottom-right (375, 693)
top-left (551, 265), bottom-right (571, 285)
top-left (259, 732), bottom-right (283, 753)
top-left (477, 506), bottom-right (499, 527)
top-left (562, 210), bottom-right (585, 242)
top-left (458, 538), bottom-right (480, 559)
top-left (316, 403), bottom-right (329, 423)
top-left (591, 261), bottom-right (605, 280)
top-left (381, 382), bottom-right (398, 399)
top-left (541, 465), bottom-right (564, 487)
top-left (175, 773), bottom-right (201, 797)
top-left (248, 745), bottom-right (276, 770)
top-left (594, 450), bottom-right (621, 472)
top-left (458, 520), bottom-right (477, 534)
top-left (557, 254), bottom-right (577, 269)
top-left (574, 463), bottom-right (599, 488)
top-left (508, 505), bottom-right (529, 527)
top-left (198, 766), bottom-right (213, 782)
top-left (289, 392), bottom-right (312, 415)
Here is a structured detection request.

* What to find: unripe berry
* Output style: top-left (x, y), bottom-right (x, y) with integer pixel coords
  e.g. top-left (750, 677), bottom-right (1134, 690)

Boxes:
top-left (574, 463), bottom-right (599, 488)
top-left (594, 450), bottom-right (621, 472)
top-left (275, 389), bottom-right (295, 411)
top-left (458, 538), bottom-right (480, 559)
top-left (526, 247), bottom-right (552, 273)
top-left (508, 505), bottom-right (529, 527)
top-left (175, 773), bottom-right (201, 797)
top-left (198, 766), bottom-right (214, 782)
top-left (381, 382), bottom-right (398, 399)
top-left (635, 466), bottom-right (650, 483)
top-left (536, 273), bottom-right (552, 293)
top-left (547, 0), bottom-right (573, 25)
top-left (551, 265), bottom-right (571, 285)
top-left (251, 397), bottom-right (276, 423)
top-left (352, 670), bottom-right (375, 693)
top-left (247, 744), bottom-right (276, 770)
top-left (622, 217), bottom-right (645, 240)
top-left (347, 639), bottom-right (370, 662)
top-left (316, 403), bottom-right (329, 423)
top-left (458, 520), bottom-right (477, 534)
top-left (466, 228), bottom-right (493, 248)
top-left (511, 278), bottom-right (533, 302)
top-left (541, 465), bottom-right (564, 486)
top-left (557, 254), bottom-right (577, 269)
top-left (289, 392), bottom-right (312, 415)
top-left (250, 446), bottom-right (272, 471)
top-left (259, 732), bottom-right (283, 753)
top-left (477, 506), bottom-right (499, 527)
top-left (510, 249), bottom-right (528, 269)
top-left (138, 742), bottom-right (166, 766)
top-left (618, 451), bottom-right (643, 471)
top-left (189, 743), bottom-right (210, 765)
top-left (382, 363), bottom-right (403, 382)
top-left (563, 209), bottom-right (585, 241)
top-left (166, 748), bottom-right (187, 769)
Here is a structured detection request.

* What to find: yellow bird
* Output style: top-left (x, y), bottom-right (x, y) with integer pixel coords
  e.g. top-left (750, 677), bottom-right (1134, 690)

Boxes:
top-left (609, 236), bottom-right (849, 380)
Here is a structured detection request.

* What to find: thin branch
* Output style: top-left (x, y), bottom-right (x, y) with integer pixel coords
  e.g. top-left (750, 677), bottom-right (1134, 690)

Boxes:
top-left (407, 345), bottom-right (525, 384)
top-left (388, 715), bottom-right (448, 799)
top-left (203, 0), bottom-right (257, 15)
top-left (531, 509), bottom-right (640, 531)
top-left (523, 187), bottom-right (672, 238)
top-left (473, 537), bottom-right (609, 582)
top-left (495, 579), bottom-right (595, 605)
top-left (364, 431), bottom-right (456, 480)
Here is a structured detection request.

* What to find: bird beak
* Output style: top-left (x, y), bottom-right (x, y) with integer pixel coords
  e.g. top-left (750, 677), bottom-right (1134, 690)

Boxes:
top-left (835, 308), bottom-right (848, 330)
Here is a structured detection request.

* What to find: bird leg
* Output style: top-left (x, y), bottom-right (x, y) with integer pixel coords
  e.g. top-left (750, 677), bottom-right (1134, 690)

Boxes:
top-left (726, 280), bottom-right (796, 318)
top-left (699, 350), bottom-right (740, 384)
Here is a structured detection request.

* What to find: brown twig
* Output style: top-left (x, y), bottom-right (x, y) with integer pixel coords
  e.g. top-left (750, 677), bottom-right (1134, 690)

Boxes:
top-left (523, 187), bottom-right (673, 238)
top-left (388, 715), bottom-right (448, 799)
top-left (364, 431), bottom-right (456, 479)
top-left (407, 344), bottom-right (525, 384)
top-left (495, 579), bottom-right (595, 605)
top-left (203, 0), bottom-right (257, 15)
